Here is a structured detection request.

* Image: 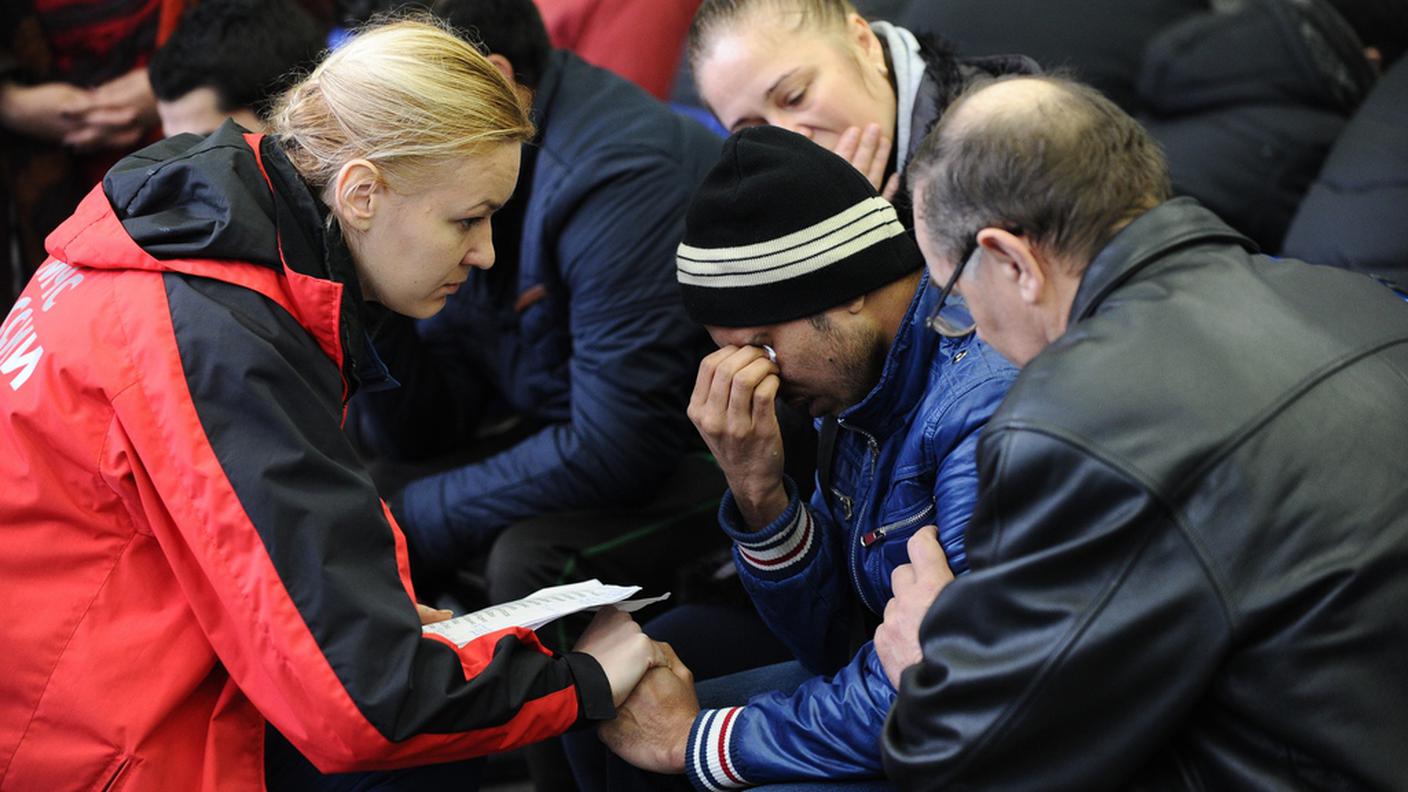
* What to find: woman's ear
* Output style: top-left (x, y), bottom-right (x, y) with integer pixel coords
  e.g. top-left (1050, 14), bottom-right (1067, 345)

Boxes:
top-left (847, 13), bottom-right (886, 75)
top-left (328, 159), bottom-right (382, 232)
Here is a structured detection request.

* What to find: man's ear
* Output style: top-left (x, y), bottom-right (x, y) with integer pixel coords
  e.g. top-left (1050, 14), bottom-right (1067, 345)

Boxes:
top-left (977, 227), bottom-right (1046, 305)
top-left (486, 53), bottom-right (535, 104)
top-left (487, 54), bottom-right (516, 84)
top-left (843, 293), bottom-right (867, 315)
top-left (328, 159), bottom-right (382, 232)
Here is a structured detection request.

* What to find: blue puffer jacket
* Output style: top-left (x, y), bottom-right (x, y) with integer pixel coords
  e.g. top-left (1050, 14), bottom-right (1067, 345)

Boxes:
top-left (355, 51), bottom-right (722, 574)
top-left (684, 281), bottom-right (1017, 790)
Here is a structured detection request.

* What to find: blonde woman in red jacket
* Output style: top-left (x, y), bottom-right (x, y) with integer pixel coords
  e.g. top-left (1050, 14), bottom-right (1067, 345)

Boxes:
top-left (0, 18), bottom-right (661, 792)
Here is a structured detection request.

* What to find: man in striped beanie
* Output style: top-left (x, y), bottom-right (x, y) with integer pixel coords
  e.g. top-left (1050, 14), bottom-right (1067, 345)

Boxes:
top-left (593, 125), bottom-right (1017, 789)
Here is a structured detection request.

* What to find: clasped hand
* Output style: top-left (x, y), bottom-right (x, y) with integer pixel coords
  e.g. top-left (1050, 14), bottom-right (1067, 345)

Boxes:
top-left (573, 610), bottom-right (698, 774)
top-left (598, 641), bottom-right (697, 774)
top-left (1, 67), bottom-right (156, 151)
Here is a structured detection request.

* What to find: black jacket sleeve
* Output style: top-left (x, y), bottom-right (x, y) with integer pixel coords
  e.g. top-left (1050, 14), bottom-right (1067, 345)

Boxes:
top-left (882, 426), bottom-right (1231, 790)
top-left (139, 273), bottom-right (612, 772)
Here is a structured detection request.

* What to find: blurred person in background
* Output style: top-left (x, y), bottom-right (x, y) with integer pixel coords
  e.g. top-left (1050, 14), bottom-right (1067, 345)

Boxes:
top-left (533, 0), bottom-right (702, 99)
top-left (2, 0), bottom-right (174, 306)
top-left (1281, 0), bottom-right (1408, 285)
top-left (896, 0), bottom-right (1207, 115)
top-left (1134, 0), bottom-right (1377, 253)
top-left (148, 0), bottom-right (327, 137)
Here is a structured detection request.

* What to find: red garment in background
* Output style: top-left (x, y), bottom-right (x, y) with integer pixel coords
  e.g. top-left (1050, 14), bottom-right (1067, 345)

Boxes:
top-left (2, 0), bottom-right (182, 308)
top-left (534, 0), bottom-right (701, 99)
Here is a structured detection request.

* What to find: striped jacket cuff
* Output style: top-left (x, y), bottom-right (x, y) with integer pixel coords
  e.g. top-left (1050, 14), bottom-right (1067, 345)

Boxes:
top-left (686, 706), bottom-right (750, 791)
top-left (720, 480), bottom-right (817, 580)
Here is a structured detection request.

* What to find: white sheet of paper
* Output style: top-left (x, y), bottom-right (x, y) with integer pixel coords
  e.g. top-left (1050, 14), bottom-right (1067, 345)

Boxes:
top-left (421, 579), bottom-right (669, 647)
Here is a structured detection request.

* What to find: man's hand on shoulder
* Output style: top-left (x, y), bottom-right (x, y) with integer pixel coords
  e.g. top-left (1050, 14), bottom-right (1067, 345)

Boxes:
top-left (876, 526), bottom-right (956, 689)
top-left (687, 345), bottom-right (788, 530)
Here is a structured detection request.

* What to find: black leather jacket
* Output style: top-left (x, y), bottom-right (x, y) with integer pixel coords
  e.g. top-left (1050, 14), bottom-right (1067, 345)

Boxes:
top-left (882, 198), bottom-right (1408, 790)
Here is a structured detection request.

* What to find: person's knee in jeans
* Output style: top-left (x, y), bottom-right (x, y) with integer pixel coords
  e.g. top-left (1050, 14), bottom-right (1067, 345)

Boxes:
top-left (485, 518), bottom-right (570, 604)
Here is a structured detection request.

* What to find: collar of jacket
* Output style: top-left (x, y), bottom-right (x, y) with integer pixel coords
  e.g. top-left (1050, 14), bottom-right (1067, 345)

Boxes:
top-left (900, 32), bottom-right (1041, 170)
top-left (79, 120), bottom-right (393, 398)
top-left (871, 21), bottom-right (927, 175)
top-left (1069, 197), bottom-right (1257, 324)
top-left (837, 274), bottom-right (943, 436)
top-left (529, 50), bottom-right (569, 142)
top-left (248, 132), bottom-right (395, 396)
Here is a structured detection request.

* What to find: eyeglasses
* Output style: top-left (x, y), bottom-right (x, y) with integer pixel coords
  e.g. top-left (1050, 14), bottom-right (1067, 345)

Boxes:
top-left (926, 225), bottom-right (1024, 337)
top-left (925, 238), bottom-right (981, 337)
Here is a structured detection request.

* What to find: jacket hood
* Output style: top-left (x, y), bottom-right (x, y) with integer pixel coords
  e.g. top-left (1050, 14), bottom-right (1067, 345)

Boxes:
top-left (47, 122), bottom-right (290, 274)
top-left (1138, 0), bottom-right (1375, 116)
top-left (45, 120), bottom-right (388, 395)
top-left (106, 124), bottom-right (289, 268)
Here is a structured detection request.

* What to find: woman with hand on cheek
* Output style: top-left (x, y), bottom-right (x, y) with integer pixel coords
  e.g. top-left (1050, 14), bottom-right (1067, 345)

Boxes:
top-left (688, 0), bottom-right (1035, 217)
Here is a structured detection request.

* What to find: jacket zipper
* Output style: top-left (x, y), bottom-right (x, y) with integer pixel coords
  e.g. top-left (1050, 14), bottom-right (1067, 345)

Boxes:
top-left (862, 502), bottom-right (936, 547)
top-left (840, 419), bottom-right (883, 614)
top-left (833, 490), bottom-right (854, 520)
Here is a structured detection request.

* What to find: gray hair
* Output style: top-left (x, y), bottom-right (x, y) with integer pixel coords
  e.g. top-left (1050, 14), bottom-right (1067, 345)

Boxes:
top-left (908, 75), bottom-right (1172, 268)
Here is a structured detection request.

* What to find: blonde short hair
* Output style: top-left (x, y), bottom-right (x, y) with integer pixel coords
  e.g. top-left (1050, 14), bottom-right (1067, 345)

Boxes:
top-left (269, 16), bottom-right (534, 192)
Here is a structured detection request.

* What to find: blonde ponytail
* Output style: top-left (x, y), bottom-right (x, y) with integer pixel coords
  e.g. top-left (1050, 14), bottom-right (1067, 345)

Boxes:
top-left (269, 16), bottom-right (534, 192)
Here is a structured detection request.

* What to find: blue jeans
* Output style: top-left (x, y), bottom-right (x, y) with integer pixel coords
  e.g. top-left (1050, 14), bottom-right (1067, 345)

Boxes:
top-left (563, 660), bottom-right (895, 791)
top-left (645, 603), bottom-right (793, 681)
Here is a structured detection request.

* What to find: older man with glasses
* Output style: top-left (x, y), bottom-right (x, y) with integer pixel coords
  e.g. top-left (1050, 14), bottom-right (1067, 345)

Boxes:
top-left (879, 74), bottom-right (1408, 790)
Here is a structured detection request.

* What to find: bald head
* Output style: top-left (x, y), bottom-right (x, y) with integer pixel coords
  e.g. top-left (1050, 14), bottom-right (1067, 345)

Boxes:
top-left (909, 75), bottom-right (1171, 270)
top-left (942, 77), bottom-right (1066, 136)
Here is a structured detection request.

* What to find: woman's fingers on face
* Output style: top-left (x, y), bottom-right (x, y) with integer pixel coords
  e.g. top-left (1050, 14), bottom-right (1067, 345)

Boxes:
top-left (834, 126), bottom-right (861, 159)
top-left (870, 132), bottom-right (892, 184)
top-left (882, 172), bottom-right (902, 201)
top-left (854, 124), bottom-right (892, 186)
top-left (855, 123), bottom-right (880, 163)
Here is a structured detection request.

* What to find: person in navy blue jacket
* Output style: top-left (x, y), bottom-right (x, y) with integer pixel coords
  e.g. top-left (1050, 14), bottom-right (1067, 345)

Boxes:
top-left (581, 127), bottom-right (1016, 789)
top-left (354, 0), bottom-right (725, 619)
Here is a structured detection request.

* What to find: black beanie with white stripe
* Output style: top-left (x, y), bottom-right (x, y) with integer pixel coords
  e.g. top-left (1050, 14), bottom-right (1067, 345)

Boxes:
top-left (677, 125), bottom-right (923, 328)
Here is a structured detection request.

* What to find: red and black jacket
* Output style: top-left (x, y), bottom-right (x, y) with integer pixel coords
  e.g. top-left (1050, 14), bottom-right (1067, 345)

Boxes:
top-left (0, 123), bottom-right (612, 792)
